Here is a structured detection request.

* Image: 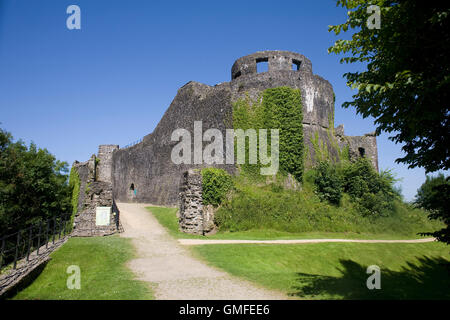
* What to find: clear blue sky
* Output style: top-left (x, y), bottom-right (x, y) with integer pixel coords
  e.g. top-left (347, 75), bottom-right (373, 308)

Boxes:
top-left (0, 0), bottom-right (446, 201)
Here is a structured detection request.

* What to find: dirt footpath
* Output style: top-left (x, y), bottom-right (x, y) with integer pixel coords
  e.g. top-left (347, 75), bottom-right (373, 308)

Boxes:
top-left (117, 202), bottom-right (286, 300)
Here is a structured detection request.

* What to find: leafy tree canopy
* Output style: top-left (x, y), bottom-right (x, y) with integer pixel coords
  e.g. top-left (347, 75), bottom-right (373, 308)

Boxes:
top-left (328, 0), bottom-right (450, 172)
top-left (0, 127), bottom-right (70, 235)
top-left (415, 174), bottom-right (449, 244)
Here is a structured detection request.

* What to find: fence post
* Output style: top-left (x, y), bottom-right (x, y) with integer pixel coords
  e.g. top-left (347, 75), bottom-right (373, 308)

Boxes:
top-left (45, 220), bottom-right (49, 248)
top-left (26, 226), bottom-right (32, 262)
top-left (13, 231), bottom-right (21, 269)
top-left (0, 237), bottom-right (5, 269)
top-left (52, 217), bottom-right (56, 244)
top-left (37, 222), bottom-right (42, 255)
top-left (58, 216), bottom-right (62, 240)
top-left (62, 215), bottom-right (67, 236)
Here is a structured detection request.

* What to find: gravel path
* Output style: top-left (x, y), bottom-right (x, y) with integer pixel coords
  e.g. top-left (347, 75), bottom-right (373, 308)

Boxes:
top-left (117, 202), bottom-right (286, 300)
top-left (179, 238), bottom-right (436, 245)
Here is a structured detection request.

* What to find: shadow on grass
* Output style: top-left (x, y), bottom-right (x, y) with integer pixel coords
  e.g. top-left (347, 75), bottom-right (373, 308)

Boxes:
top-left (290, 256), bottom-right (450, 299)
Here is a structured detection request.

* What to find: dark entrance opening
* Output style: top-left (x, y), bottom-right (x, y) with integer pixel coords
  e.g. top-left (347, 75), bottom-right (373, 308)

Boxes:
top-left (358, 147), bottom-right (366, 157)
top-left (130, 183), bottom-right (135, 191)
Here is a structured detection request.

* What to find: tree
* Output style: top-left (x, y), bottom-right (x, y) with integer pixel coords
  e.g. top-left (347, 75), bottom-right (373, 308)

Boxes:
top-left (415, 174), bottom-right (450, 244)
top-left (313, 161), bottom-right (343, 205)
top-left (0, 128), bottom-right (71, 235)
top-left (328, 0), bottom-right (450, 172)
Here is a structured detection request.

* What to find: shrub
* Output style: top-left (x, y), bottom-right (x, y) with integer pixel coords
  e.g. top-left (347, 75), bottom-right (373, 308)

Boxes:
top-left (415, 174), bottom-right (450, 244)
top-left (213, 177), bottom-right (441, 235)
top-left (342, 158), bottom-right (398, 216)
top-left (201, 168), bottom-right (233, 207)
top-left (313, 161), bottom-right (343, 205)
top-left (311, 158), bottom-right (399, 216)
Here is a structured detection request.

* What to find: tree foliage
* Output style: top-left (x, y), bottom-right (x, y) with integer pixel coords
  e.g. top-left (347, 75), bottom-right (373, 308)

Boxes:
top-left (328, 0), bottom-right (450, 172)
top-left (415, 174), bottom-right (450, 244)
top-left (314, 161), bottom-right (343, 205)
top-left (313, 158), bottom-right (399, 216)
top-left (0, 128), bottom-right (70, 235)
top-left (201, 168), bottom-right (234, 207)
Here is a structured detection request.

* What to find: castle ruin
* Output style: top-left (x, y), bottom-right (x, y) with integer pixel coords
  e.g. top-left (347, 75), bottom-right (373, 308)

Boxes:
top-left (71, 50), bottom-right (378, 235)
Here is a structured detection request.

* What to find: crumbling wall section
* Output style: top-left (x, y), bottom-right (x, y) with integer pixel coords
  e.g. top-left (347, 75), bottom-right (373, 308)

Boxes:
top-left (335, 125), bottom-right (379, 171)
top-left (97, 145), bottom-right (119, 183)
top-left (71, 145), bottom-right (120, 237)
top-left (178, 170), bottom-right (215, 235)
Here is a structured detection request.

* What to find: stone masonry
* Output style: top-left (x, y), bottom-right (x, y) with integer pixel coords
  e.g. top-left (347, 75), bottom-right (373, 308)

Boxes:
top-left (179, 170), bottom-right (215, 235)
top-left (71, 145), bottom-right (121, 237)
top-left (74, 50), bottom-right (379, 210)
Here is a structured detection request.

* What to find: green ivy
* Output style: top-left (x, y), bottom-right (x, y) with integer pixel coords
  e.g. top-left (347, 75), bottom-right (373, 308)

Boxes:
top-left (232, 87), bottom-right (304, 182)
top-left (68, 167), bottom-right (80, 215)
top-left (311, 131), bottom-right (329, 163)
top-left (201, 168), bottom-right (234, 207)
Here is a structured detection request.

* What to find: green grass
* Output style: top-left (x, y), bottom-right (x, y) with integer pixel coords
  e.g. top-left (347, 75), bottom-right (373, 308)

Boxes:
top-left (191, 242), bottom-right (450, 299)
top-left (12, 236), bottom-right (153, 300)
top-left (147, 206), bottom-right (438, 240)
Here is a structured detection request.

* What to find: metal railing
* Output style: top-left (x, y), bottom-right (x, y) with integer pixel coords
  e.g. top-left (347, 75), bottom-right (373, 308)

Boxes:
top-left (122, 138), bottom-right (143, 149)
top-left (0, 213), bottom-right (71, 272)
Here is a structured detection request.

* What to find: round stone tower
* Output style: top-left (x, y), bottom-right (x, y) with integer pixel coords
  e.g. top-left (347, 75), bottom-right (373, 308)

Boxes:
top-left (229, 50), bottom-right (334, 129)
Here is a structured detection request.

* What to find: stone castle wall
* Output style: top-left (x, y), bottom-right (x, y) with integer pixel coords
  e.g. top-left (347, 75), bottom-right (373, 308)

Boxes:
top-left (71, 146), bottom-right (121, 237)
top-left (178, 170), bottom-right (215, 235)
top-left (75, 50), bottom-right (378, 207)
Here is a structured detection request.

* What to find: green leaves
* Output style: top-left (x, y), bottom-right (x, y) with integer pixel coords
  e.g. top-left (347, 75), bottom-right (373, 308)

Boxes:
top-left (414, 174), bottom-right (450, 244)
top-left (201, 168), bottom-right (234, 207)
top-left (328, 0), bottom-right (450, 172)
top-left (312, 158), bottom-right (399, 216)
top-left (232, 87), bottom-right (304, 182)
top-left (0, 128), bottom-right (70, 234)
top-left (313, 161), bottom-right (344, 205)
top-left (262, 87), bottom-right (304, 182)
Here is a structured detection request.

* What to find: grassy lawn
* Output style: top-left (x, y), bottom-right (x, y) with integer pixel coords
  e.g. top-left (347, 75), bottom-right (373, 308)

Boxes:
top-left (12, 236), bottom-right (153, 300)
top-left (147, 206), bottom-right (435, 240)
top-left (191, 242), bottom-right (450, 299)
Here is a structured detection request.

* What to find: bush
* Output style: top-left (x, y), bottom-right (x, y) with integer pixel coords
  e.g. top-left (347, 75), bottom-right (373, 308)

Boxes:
top-left (415, 174), bottom-right (448, 211)
top-left (415, 174), bottom-right (450, 244)
top-left (313, 161), bottom-right (343, 205)
top-left (342, 158), bottom-right (398, 216)
top-left (311, 158), bottom-right (399, 217)
top-left (201, 168), bottom-right (233, 207)
top-left (213, 177), bottom-right (441, 236)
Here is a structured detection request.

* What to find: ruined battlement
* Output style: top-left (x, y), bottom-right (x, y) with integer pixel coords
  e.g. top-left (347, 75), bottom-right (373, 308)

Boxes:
top-left (72, 50), bottom-right (378, 207)
top-left (231, 51), bottom-right (313, 79)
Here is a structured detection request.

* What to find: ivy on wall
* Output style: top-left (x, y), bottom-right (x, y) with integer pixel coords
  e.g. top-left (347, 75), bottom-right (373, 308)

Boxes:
top-left (262, 87), bottom-right (304, 181)
top-left (69, 167), bottom-right (80, 215)
top-left (232, 87), bottom-right (304, 182)
top-left (201, 168), bottom-right (233, 207)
